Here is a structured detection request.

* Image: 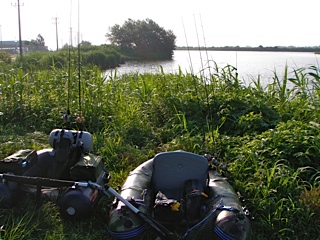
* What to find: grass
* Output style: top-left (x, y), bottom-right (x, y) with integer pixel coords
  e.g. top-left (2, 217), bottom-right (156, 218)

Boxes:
top-left (0, 59), bottom-right (319, 239)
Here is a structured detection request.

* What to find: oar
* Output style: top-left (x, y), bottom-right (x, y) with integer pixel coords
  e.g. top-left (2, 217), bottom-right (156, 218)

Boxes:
top-left (0, 173), bottom-right (77, 187)
top-left (0, 174), bottom-right (180, 240)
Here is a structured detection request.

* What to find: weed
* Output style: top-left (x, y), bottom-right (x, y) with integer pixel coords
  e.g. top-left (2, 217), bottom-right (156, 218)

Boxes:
top-left (0, 63), bottom-right (319, 239)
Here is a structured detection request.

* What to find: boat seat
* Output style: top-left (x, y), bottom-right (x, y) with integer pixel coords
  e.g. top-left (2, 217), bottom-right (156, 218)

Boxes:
top-left (47, 130), bottom-right (83, 179)
top-left (151, 151), bottom-right (208, 201)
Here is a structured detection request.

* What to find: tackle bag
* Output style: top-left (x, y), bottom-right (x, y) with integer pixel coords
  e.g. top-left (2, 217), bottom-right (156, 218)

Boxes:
top-left (69, 153), bottom-right (104, 182)
top-left (0, 149), bottom-right (38, 175)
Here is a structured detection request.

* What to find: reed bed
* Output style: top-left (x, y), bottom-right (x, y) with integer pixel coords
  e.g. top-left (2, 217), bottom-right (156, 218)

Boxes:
top-left (0, 60), bottom-right (319, 239)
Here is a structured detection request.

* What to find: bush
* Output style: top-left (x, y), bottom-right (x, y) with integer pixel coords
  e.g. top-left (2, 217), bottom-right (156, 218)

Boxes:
top-left (0, 51), bottom-right (12, 64)
top-left (10, 45), bottom-right (124, 71)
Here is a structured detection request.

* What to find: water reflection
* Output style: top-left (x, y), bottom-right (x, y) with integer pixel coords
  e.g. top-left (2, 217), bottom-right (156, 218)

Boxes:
top-left (105, 50), bottom-right (320, 87)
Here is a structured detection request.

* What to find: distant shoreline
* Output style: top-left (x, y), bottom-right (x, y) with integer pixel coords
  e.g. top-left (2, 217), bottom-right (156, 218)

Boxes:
top-left (176, 46), bottom-right (320, 53)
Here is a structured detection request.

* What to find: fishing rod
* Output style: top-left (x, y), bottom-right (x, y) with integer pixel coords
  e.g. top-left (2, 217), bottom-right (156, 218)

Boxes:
top-left (182, 16), bottom-right (207, 144)
top-left (0, 173), bottom-right (179, 240)
top-left (76, 0), bottom-right (84, 130)
top-left (193, 14), bottom-right (204, 71)
top-left (199, 14), bottom-right (212, 77)
top-left (64, 0), bottom-right (84, 130)
top-left (198, 14), bottom-right (214, 149)
top-left (181, 17), bottom-right (194, 75)
top-left (63, 0), bottom-right (73, 129)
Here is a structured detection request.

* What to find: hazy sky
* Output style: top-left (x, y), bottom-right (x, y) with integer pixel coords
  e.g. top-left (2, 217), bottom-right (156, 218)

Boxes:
top-left (0, 0), bottom-right (319, 50)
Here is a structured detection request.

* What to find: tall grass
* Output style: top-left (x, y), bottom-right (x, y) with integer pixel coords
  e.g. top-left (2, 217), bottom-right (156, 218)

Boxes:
top-left (0, 62), bottom-right (319, 239)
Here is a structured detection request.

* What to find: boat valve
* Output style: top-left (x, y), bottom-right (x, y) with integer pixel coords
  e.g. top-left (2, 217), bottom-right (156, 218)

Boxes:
top-left (204, 153), bottom-right (220, 167)
top-left (204, 154), bottom-right (212, 164)
top-left (236, 212), bottom-right (246, 220)
top-left (242, 206), bottom-right (254, 220)
top-left (220, 164), bottom-right (228, 171)
top-left (212, 158), bottom-right (220, 166)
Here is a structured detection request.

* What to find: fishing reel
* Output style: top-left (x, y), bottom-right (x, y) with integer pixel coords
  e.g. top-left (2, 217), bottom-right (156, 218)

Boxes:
top-left (61, 109), bottom-right (86, 130)
top-left (204, 153), bottom-right (229, 176)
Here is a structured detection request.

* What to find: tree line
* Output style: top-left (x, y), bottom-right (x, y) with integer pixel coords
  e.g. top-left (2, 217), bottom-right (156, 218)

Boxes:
top-left (0, 19), bottom-right (176, 70)
top-left (176, 45), bottom-right (320, 52)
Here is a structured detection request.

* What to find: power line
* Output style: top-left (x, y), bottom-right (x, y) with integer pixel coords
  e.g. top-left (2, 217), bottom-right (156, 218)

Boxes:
top-left (0, 25), bottom-right (2, 49)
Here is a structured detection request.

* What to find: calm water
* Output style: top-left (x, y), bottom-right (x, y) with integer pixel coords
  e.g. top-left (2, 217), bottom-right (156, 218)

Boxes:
top-left (106, 50), bottom-right (320, 86)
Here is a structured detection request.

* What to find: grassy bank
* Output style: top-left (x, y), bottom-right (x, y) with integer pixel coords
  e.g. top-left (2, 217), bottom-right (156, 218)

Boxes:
top-left (0, 61), bottom-right (319, 239)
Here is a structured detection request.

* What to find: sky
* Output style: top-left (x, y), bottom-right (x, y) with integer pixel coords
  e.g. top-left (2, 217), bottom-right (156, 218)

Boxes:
top-left (0, 0), bottom-right (319, 51)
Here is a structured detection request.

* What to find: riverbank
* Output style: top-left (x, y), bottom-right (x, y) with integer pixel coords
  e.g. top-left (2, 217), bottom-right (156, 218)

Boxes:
top-left (0, 65), bottom-right (319, 239)
top-left (176, 46), bottom-right (320, 53)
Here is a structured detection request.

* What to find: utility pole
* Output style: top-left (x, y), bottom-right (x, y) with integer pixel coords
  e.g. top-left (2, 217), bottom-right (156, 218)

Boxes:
top-left (0, 25), bottom-right (2, 50)
top-left (53, 17), bottom-right (59, 50)
top-left (12, 0), bottom-right (23, 58)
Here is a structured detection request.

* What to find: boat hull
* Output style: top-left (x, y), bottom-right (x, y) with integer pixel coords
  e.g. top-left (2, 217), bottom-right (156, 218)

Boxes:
top-left (107, 159), bottom-right (153, 239)
top-left (0, 148), bottom-right (108, 220)
top-left (107, 151), bottom-right (251, 239)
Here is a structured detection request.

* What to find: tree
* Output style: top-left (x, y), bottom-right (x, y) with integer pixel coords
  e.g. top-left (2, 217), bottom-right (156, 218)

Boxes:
top-left (80, 40), bottom-right (92, 47)
top-left (25, 34), bottom-right (48, 52)
top-left (30, 34), bottom-right (45, 46)
top-left (106, 19), bottom-right (176, 60)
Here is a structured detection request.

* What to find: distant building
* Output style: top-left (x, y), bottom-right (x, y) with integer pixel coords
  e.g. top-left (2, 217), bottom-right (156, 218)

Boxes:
top-left (0, 40), bottom-right (48, 54)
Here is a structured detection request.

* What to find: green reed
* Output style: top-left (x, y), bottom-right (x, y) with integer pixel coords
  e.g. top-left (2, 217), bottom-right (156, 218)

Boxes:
top-left (0, 63), bottom-right (319, 239)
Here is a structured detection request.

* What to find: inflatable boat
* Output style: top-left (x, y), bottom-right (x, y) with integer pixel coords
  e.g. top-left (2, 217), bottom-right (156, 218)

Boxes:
top-left (107, 151), bottom-right (251, 240)
top-left (0, 128), bottom-right (109, 220)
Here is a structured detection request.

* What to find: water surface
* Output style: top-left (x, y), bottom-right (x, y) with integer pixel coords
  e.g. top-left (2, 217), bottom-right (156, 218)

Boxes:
top-left (105, 50), bottom-right (320, 86)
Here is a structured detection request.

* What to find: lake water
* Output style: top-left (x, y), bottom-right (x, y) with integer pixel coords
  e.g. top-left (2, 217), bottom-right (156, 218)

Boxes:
top-left (106, 50), bottom-right (320, 86)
